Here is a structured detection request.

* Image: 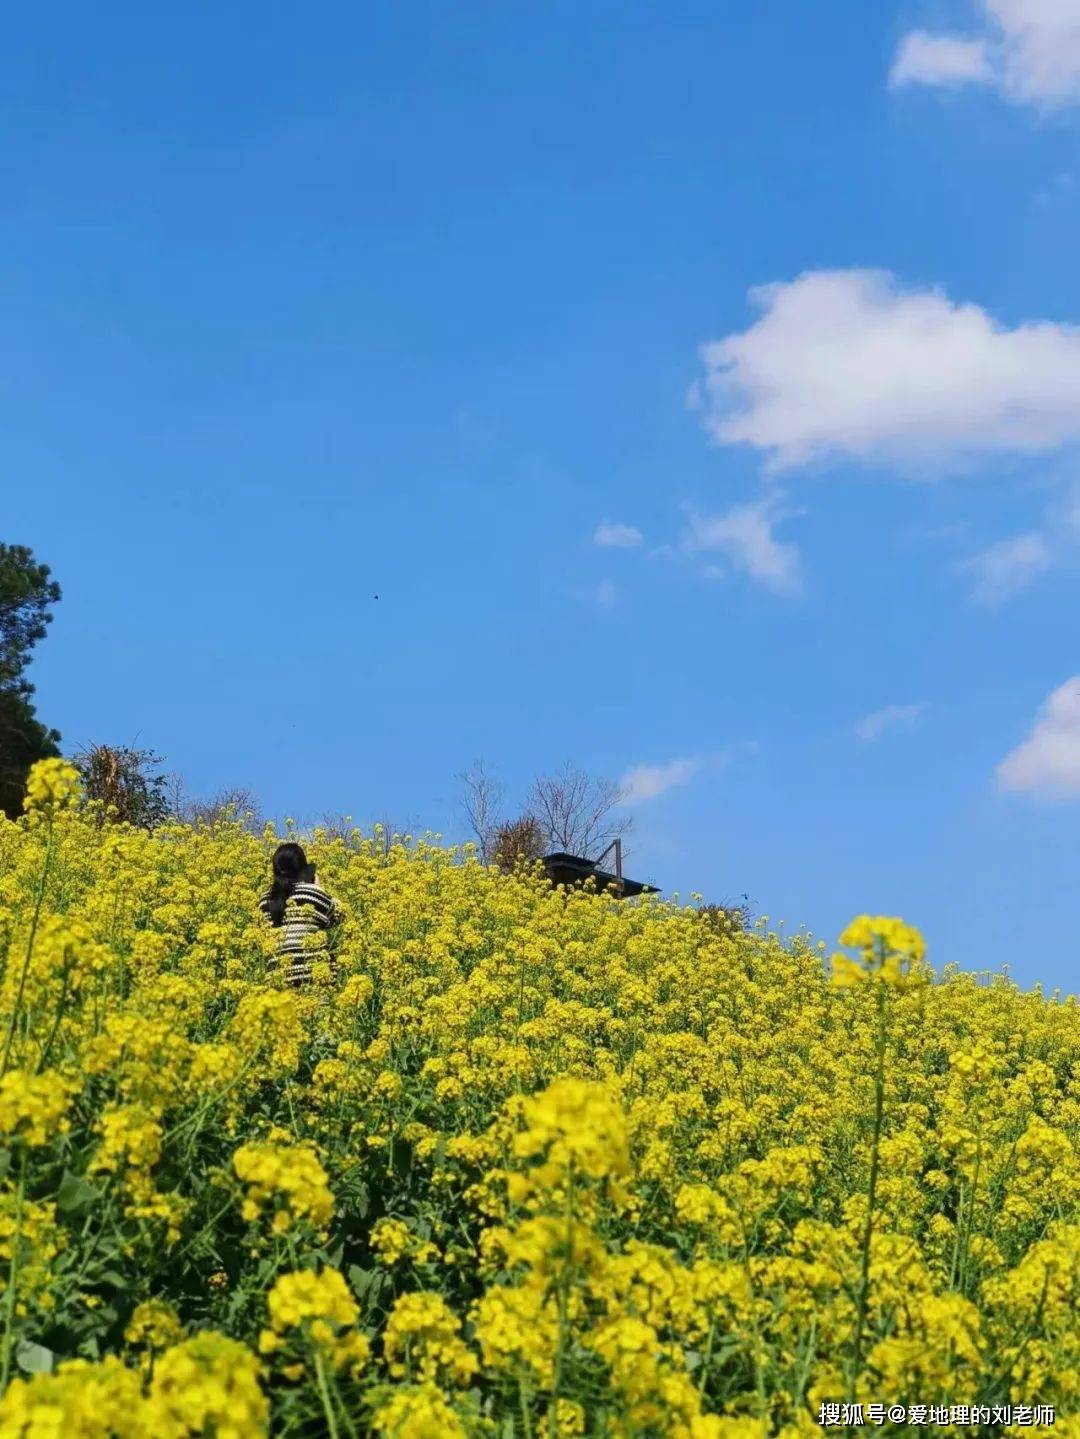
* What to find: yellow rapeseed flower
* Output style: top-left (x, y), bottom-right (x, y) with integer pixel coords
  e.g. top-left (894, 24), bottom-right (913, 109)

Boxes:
top-left (233, 1141), bottom-right (334, 1235)
top-left (124, 1297), bottom-right (184, 1352)
top-left (147, 1331), bottom-right (267, 1437)
top-left (2, 799), bottom-right (1078, 1428)
top-left (383, 1290), bottom-right (478, 1385)
top-left (831, 914), bottom-right (928, 990)
top-left (0, 1069), bottom-right (74, 1148)
top-left (21, 758), bottom-right (81, 816)
top-left (0, 1355), bottom-right (146, 1437)
top-left (370, 1381), bottom-right (469, 1439)
top-left (512, 1076), bottom-right (630, 1184)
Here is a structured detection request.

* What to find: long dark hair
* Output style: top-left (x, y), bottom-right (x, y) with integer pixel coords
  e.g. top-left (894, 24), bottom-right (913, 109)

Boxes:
top-left (267, 842), bottom-right (309, 927)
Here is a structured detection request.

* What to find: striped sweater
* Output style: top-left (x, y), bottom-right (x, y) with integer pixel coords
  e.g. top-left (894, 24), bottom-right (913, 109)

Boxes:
top-left (258, 881), bottom-right (342, 985)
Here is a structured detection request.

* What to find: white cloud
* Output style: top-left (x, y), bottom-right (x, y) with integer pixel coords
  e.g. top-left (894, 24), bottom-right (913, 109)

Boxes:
top-left (683, 495), bottom-right (803, 596)
top-left (997, 678), bottom-right (1080, 796)
top-left (890, 31), bottom-right (993, 89)
top-left (854, 703), bottom-right (927, 743)
top-left (892, 1), bottom-right (1080, 109)
top-left (990, 0), bottom-right (1080, 107)
top-left (961, 531), bottom-right (1054, 605)
top-left (619, 758), bottom-right (700, 804)
top-left (695, 269), bottom-right (1080, 472)
top-left (594, 520), bottom-right (644, 549)
top-left (954, 485), bottom-right (1080, 606)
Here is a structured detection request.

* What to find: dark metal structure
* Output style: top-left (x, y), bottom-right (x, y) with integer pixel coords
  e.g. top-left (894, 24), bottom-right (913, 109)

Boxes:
top-left (541, 839), bottom-right (658, 899)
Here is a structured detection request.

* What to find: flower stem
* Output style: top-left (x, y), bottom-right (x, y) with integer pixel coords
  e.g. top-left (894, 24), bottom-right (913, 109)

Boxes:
top-left (0, 1150), bottom-right (28, 1393)
top-left (548, 1166), bottom-right (575, 1439)
top-left (314, 1348), bottom-right (341, 1439)
top-left (849, 979), bottom-right (888, 1401)
top-left (519, 1375), bottom-right (534, 1439)
top-left (1, 819), bottom-right (55, 1077)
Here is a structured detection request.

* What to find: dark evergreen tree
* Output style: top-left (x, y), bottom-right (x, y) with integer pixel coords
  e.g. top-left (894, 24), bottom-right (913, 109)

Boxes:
top-left (0, 544), bottom-right (62, 817)
top-left (0, 690), bottom-right (60, 818)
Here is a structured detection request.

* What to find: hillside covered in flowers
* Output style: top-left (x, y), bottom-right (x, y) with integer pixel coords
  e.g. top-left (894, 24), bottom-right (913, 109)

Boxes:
top-left (0, 760), bottom-right (1078, 1437)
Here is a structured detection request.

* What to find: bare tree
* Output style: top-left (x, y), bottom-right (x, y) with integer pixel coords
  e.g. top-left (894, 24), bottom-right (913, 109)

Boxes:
top-left (287, 810), bottom-right (417, 856)
top-left (317, 812), bottom-right (363, 846)
top-left (458, 758), bottom-right (505, 862)
top-left (529, 762), bottom-right (630, 859)
top-left (183, 785), bottom-right (264, 833)
top-left (456, 758), bottom-right (631, 863)
top-left (698, 898), bottom-right (751, 935)
top-left (490, 814), bottom-right (546, 872)
top-left (163, 771), bottom-right (188, 822)
top-left (73, 743), bottom-right (170, 829)
top-left (367, 813), bottom-right (418, 857)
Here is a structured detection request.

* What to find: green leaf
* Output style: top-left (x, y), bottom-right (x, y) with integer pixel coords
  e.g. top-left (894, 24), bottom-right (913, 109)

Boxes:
top-left (0, 1149), bottom-right (10, 1182)
top-left (15, 1340), bottom-right (55, 1375)
top-left (56, 1171), bottom-right (100, 1214)
top-left (348, 1264), bottom-right (374, 1299)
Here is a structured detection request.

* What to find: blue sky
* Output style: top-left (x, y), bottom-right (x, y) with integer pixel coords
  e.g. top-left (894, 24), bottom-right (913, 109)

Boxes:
top-left (6, 1), bottom-right (1080, 988)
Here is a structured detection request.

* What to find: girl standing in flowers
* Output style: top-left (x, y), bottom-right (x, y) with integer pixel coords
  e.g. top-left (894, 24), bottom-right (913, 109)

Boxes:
top-left (258, 842), bottom-right (342, 987)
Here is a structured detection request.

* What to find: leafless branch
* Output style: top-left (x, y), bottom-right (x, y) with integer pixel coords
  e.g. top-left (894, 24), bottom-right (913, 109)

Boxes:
top-left (458, 758), bottom-right (505, 862)
top-left (182, 785), bottom-right (264, 834)
top-left (529, 761), bottom-right (631, 859)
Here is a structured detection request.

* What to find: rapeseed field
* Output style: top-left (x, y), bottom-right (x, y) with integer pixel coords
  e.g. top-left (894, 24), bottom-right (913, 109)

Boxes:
top-left (0, 759), bottom-right (1077, 1437)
